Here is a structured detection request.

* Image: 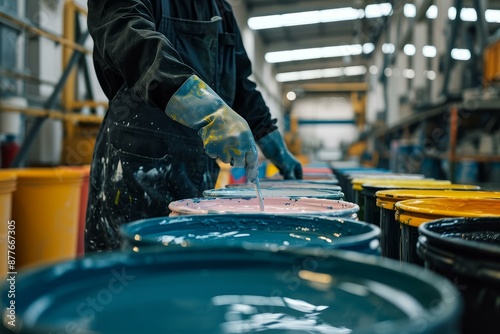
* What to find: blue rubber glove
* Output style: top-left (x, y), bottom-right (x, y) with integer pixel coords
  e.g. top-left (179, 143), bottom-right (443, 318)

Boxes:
top-left (165, 75), bottom-right (259, 182)
top-left (257, 130), bottom-right (303, 180)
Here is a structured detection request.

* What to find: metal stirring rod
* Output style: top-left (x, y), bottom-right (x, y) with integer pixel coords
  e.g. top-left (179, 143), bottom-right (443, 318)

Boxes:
top-left (253, 178), bottom-right (265, 212)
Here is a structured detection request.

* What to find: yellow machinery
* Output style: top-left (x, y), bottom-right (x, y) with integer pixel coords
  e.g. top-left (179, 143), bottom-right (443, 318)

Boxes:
top-left (484, 36), bottom-right (500, 86)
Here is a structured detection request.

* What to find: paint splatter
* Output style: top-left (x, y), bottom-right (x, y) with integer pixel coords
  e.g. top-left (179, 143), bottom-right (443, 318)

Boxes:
top-left (112, 159), bottom-right (123, 182)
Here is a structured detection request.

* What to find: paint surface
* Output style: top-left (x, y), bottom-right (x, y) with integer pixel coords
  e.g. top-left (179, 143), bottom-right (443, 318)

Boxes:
top-left (168, 197), bottom-right (359, 217)
top-left (13, 265), bottom-right (429, 333)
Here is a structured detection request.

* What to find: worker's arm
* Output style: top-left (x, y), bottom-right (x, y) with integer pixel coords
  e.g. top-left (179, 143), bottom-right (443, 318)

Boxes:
top-left (88, 0), bottom-right (193, 109)
top-left (166, 75), bottom-right (259, 181)
top-left (88, 0), bottom-right (258, 180)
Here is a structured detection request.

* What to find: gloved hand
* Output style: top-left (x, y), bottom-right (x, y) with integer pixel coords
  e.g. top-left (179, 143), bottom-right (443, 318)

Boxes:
top-left (165, 75), bottom-right (259, 182)
top-left (257, 130), bottom-right (303, 180)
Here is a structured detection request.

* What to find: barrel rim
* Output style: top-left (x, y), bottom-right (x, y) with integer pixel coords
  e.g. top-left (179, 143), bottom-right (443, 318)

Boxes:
top-left (375, 190), bottom-right (499, 209)
top-left (417, 235), bottom-right (500, 283)
top-left (395, 198), bottom-right (500, 221)
top-left (0, 246), bottom-right (463, 334)
top-left (418, 217), bottom-right (500, 259)
top-left (168, 197), bottom-right (360, 216)
top-left (4, 167), bottom-right (85, 183)
top-left (120, 214), bottom-right (381, 249)
top-left (203, 187), bottom-right (345, 199)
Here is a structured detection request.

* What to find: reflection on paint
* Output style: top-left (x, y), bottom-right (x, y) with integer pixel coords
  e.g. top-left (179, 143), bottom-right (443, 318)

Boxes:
top-left (212, 295), bottom-right (351, 334)
top-left (157, 230), bottom-right (346, 247)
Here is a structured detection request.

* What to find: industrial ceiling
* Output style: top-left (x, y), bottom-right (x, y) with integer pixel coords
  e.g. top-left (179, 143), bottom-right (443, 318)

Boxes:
top-left (239, 0), bottom-right (500, 95)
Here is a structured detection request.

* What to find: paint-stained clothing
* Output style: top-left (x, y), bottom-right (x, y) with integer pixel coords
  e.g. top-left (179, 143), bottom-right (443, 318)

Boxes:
top-left (85, 0), bottom-right (277, 252)
top-left (88, 0), bottom-right (275, 139)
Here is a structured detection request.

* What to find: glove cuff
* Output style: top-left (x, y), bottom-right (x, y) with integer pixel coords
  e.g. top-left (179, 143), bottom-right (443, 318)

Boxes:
top-left (164, 75), bottom-right (225, 130)
top-left (257, 130), bottom-right (289, 160)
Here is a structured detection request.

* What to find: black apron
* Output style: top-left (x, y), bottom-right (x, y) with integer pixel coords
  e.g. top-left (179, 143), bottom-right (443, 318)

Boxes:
top-left (85, 0), bottom-right (237, 252)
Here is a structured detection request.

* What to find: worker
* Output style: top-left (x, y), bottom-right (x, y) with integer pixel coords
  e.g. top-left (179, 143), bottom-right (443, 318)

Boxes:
top-left (85, 0), bottom-right (303, 252)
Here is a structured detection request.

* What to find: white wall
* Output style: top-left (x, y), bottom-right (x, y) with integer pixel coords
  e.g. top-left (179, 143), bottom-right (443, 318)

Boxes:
top-left (292, 96), bottom-right (358, 160)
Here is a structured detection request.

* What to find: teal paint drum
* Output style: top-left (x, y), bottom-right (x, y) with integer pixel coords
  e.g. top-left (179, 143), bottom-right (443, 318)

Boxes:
top-left (0, 247), bottom-right (462, 334)
top-left (120, 214), bottom-right (381, 255)
top-left (203, 188), bottom-right (344, 200)
top-left (417, 217), bottom-right (500, 334)
top-left (168, 197), bottom-right (359, 220)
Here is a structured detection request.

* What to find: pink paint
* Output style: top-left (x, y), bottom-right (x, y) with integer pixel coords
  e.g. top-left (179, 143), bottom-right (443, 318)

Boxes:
top-left (168, 197), bottom-right (359, 218)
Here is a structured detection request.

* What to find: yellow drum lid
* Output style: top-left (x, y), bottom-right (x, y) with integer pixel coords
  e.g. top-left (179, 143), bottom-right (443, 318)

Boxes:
top-left (351, 177), bottom-right (435, 189)
top-left (395, 197), bottom-right (500, 227)
top-left (361, 179), bottom-right (451, 188)
top-left (376, 188), bottom-right (491, 210)
top-left (353, 184), bottom-right (363, 191)
top-left (4, 167), bottom-right (85, 185)
top-left (0, 171), bottom-right (16, 193)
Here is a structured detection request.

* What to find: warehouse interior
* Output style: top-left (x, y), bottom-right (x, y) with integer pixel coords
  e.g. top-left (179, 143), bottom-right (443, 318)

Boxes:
top-left (0, 0), bottom-right (500, 333)
top-left (1, 0), bottom-right (499, 184)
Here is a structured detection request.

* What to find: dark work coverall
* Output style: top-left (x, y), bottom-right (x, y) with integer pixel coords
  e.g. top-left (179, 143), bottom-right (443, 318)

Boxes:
top-left (85, 0), bottom-right (277, 252)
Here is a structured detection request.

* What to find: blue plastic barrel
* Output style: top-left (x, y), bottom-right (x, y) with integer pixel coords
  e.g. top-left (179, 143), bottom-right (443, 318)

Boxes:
top-left (1, 246), bottom-right (462, 334)
top-left (120, 214), bottom-right (381, 254)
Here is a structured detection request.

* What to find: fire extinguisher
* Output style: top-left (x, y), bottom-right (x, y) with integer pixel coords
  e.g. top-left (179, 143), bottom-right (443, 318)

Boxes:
top-left (1, 134), bottom-right (20, 168)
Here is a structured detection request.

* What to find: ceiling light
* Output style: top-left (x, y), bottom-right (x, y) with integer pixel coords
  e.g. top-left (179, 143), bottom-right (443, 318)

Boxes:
top-left (369, 65), bottom-right (378, 75)
top-left (486, 9), bottom-right (500, 23)
top-left (363, 43), bottom-right (375, 54)
top-left (451, 48), bottom-right (471, 61)
top-left (449, 8), bottom-right (500, 22)
top-left (344, 65), bottom-right (367, 76)
top-left (265, 44), bottom-right (363, 63)
top-left (448, 7), bottom-right (457, 20)
top-left (322, 68), bottom-right (344, 78)
top-left (460, 8), bottom-right (477, 21)
top-left (402, 69), bottom-right (415, 79)
top-left (403, 44), bottom-right (416, 56)
top-left (448, 7), bottom-right (477, 21)
top-left (275, 66), bottom-right (366, 82)
top-left (320, 8), bottom-right (365, 23)
top-left (422, 45), bottom-right (437, 57)
top-left (426, 70), bottom-right (437, 80)
top-left (384, 68), bottom-right (392, 77)
top-left (426, 5), bottom-right (438, 19)
top-left (404, 4), bottom-right (416, 18)
top-left (247, 7), bottom-right (364, 30)
top-left (286, 91), bottom-right (297, 101)
top-left (382, 43), bottom-right (395, 54)
top-left (365, 3), bottom-right (392, 18)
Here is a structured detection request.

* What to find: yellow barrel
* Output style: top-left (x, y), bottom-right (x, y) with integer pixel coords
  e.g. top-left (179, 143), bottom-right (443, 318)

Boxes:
top-left (360, 179), bottom-right (454, 225)
top-left (377, 189), bottom-right (496, 260)
top-left (9, 168), bottom-right (84, 270)
top-left (349, 175), bottom-right (426, 203)
top-left (396, 197), bottom-right (500, 265)
top-left (349, 176), bottom-right (434, 220)
top-left (0, 172), bottom-right (16, 278)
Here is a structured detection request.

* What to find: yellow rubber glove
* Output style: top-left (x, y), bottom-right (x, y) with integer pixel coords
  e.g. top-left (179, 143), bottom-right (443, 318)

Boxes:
top-left (165, 75), bottom-right (259, 182)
